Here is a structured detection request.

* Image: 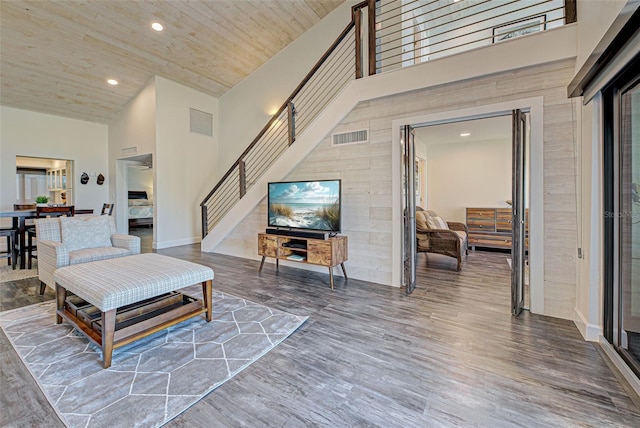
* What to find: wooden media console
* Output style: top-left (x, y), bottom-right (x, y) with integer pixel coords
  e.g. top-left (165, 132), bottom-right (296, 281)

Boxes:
top-left (258, 233), bottom-right (348, 289)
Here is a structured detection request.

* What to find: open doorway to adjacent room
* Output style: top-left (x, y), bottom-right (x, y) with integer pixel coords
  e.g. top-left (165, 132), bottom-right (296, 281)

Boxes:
top-left (116, 154), bottom-right (154, 252)
top-left (16, 156), bottom-right (74, 206)
top-left (399, 106), bottom-right (535, 316)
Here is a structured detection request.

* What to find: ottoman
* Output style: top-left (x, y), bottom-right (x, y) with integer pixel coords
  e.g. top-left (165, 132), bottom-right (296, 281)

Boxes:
top-left (54, 253), bottom-right (214, 368)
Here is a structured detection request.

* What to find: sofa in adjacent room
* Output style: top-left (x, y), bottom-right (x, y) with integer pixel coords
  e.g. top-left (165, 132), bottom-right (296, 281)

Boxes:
top-left (415, 208), bottom-right (468, 271)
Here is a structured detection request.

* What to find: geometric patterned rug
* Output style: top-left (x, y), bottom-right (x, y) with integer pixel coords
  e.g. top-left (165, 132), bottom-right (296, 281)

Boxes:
top-left (0, 288), bottom-right (307, 427)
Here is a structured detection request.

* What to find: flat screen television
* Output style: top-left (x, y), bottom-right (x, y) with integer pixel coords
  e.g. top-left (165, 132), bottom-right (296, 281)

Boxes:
top-left (268, 179), bottom-right (341, 233)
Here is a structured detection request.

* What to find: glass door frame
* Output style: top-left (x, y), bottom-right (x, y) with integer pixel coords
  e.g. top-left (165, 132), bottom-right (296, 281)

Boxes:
top-left (402, 125), bottom-right (417, 294)
top-left (603, 56), bottom-right (640, 377)
top-left (512, 109), bottom-right (527, 315)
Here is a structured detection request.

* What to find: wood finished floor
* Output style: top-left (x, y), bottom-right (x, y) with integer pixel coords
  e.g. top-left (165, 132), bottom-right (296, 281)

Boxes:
top-left (1, 245), bottom-right (640, 427)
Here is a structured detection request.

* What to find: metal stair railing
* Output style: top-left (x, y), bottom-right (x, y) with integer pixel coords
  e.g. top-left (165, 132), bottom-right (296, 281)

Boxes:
top-left (201, 2), bottom-right (368, 238)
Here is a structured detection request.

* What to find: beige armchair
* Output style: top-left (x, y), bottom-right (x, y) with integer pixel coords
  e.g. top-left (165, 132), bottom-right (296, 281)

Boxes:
top-left (35, 215), bottom-right (140, 294)
top-left (416, 209), bottom-right (468, 271)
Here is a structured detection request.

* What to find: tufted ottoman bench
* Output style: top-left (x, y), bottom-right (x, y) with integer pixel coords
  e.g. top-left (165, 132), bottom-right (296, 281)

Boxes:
top-left (54, 253), bottom-right (213, 368)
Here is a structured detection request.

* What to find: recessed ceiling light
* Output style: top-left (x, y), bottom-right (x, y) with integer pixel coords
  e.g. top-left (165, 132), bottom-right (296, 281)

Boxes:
top-left (151, 22), bottom-right (164, 32)
top-left (460, 132), bottom-right (471, 137)
top-left (107, 79), bottom-right (118, 86)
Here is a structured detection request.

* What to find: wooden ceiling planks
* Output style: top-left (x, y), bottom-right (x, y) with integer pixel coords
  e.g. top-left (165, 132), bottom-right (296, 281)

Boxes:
top-left (0, 0), bottom-right (345, 124)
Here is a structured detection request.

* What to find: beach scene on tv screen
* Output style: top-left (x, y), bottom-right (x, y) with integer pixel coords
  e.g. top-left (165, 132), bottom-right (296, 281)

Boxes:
top-left (269, 181), bottom-right (340, 231)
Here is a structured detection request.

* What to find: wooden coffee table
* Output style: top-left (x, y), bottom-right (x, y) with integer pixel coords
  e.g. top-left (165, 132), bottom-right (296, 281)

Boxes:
top-left (53, 253), bottom-right (214, 368)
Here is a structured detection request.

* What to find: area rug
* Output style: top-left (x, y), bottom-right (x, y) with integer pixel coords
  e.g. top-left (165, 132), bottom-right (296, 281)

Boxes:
top-left (0, 264), bottom-right (38, 283)
top-left (0, 289), bottom-right (307, 428)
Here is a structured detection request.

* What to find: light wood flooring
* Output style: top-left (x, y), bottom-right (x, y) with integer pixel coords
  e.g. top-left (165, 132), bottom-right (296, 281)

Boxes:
top-left (2, 246), bottom-right (640, 427)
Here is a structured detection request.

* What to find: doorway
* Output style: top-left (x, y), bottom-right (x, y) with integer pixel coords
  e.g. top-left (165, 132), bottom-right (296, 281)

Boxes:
top-left (396, 102), bottom-right (539, 315)
top-left (116, 154), bottom-right (154, 250)
top-left (16, 156), bottom-right (74, 206)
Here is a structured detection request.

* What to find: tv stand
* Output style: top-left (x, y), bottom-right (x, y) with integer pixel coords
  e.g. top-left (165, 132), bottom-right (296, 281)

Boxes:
top-left (258, 233), bottom-right (348, 289)
top-left (265, 228), bottom-right (327, 240)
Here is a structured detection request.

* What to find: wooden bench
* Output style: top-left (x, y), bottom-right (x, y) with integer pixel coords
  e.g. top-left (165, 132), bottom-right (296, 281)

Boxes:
top-left (53, 253), bottom-right (214, 368)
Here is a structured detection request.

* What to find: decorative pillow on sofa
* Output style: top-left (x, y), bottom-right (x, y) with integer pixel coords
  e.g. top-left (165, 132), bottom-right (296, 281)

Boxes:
top-left (416, 210), bottom-right (430, 232)
top-left (426, 212), bottom-right (449, 230)
top-left (60, 216), bottom-right (113, 252)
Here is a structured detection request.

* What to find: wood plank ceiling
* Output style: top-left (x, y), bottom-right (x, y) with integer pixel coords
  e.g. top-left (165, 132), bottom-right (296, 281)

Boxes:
top-left (0, 0), bottom-right (345, 124)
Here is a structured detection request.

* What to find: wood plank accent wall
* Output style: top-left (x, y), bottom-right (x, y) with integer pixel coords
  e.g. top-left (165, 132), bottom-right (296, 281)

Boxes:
top-left (216, 58), bottom-right (577, 320)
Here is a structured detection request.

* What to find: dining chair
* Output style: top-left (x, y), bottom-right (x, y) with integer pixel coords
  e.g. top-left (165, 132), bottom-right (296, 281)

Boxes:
top-left (13, 203), bottom-right (37, 229)
top-left (12, 203), bottom-right (37, 268)
top-left (101, 203), bottom-right (114, 215)
top-left (0, 228), bottom-right (18, 270)
top-left (27, 205), bottom-right (75, 269)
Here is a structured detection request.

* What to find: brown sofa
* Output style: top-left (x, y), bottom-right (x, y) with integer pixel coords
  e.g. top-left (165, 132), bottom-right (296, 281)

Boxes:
top-left (416, 209), bottom-right (468, 271)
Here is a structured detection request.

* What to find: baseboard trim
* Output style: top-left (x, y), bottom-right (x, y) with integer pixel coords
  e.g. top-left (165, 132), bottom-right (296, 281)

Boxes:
top-left (597, 336), bottom-right (640, 409)
top-left (574, 307), bottom-right (601, 341)
top-left (155, 236), bottom-right (200, 249)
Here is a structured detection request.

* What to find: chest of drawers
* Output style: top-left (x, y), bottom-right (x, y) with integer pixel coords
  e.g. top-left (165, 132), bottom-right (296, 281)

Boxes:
top-left (466, 207), bottom-right (528, 251)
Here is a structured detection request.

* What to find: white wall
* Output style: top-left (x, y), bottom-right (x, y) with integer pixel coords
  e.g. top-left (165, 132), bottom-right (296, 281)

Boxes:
top-left (154, 76), bottom-right (218, 248)
top-left (108, 76), bottom-right (219, 248)
top-left (0, 106), bottom-right (108, 215)
top-left (572, 0), bottom-right (631, 341)
top-left (217, 1), bottom-right (358, 173)
top-left (108, 78), bottom-right (157, 161)
top-left (414, 135), bottom-right (428, 208)
top-left (575, 0), bottom-right (627, 73)
top-left (108, 78), bottom-right (157, 233)
top-left (426, 139), bottom-right (511, 224)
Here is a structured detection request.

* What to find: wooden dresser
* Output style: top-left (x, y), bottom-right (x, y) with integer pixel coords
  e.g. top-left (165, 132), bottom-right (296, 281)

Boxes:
top-left (466, 207), bottom-right (528, 251)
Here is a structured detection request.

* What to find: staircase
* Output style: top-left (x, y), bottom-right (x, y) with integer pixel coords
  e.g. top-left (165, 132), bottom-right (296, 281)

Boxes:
top-left (200, 0), bottom-right (575, 252)
top-left (200, 2), bottom-right (369, 249)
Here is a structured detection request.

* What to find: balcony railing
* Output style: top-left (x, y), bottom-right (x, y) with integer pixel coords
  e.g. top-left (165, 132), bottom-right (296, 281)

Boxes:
top-left (373, 0), bottom-right (576, 74)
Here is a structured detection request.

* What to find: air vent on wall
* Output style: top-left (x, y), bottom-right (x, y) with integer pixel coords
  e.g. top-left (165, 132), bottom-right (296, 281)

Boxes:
top-left (331, 129), bottom-right (368, 146)
top-left (122, 146), bottom-right (137, 156)
top-left (190, 108), bottom-right (213, 136)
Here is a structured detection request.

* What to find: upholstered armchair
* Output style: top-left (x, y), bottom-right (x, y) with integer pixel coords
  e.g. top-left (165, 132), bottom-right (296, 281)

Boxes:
top-left (416, 209), bottom-right (468, 271)
top-left (35, 215), bottom-right (140, 294)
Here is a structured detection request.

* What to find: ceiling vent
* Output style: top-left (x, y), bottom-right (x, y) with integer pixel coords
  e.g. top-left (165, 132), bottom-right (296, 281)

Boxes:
top-left (331, 129), bottom-right (369, 146)
top-left (190, 108), bottom-right (213, 136)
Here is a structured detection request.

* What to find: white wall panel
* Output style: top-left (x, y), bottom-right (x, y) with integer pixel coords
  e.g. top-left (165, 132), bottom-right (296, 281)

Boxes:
top-left (1, 106), bottom-right (108, 216)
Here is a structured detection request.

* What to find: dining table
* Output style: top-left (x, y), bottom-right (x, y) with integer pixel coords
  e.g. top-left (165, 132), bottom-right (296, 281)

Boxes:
top-left (0, 207), bottom-right (94, 270)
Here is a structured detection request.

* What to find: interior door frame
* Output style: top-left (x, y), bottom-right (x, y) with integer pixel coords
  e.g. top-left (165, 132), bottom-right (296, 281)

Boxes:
top-left (390, 97), bottom-right (544, 314)
top-left (116, 153), bottom-right (154, 239)
top-left (512, 109), bottom-right (527, 315)
top-left (402, 125), bottom-right (417, 294)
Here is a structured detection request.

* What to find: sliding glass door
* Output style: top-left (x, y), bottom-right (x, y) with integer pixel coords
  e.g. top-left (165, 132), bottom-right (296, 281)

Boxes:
top-left (618, 77), bottom-right (640, 374)
top-left (603, 55), bottom-right (640, 377)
